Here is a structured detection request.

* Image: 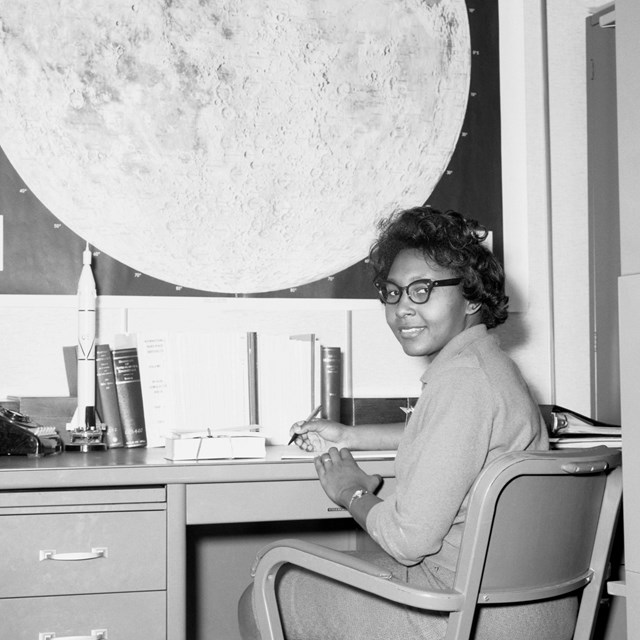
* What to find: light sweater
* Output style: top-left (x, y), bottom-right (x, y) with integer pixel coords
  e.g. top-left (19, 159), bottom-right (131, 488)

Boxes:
top-left (366, 324), bottom-right (548, 578)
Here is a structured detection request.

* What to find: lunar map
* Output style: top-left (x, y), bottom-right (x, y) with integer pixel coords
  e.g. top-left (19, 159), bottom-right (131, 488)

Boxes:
top-left (0, 0), bottom-right (470, 293)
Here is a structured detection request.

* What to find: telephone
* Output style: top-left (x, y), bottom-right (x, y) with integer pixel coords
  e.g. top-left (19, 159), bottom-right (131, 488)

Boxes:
top-left (0, 406), bottom-right (64, 456)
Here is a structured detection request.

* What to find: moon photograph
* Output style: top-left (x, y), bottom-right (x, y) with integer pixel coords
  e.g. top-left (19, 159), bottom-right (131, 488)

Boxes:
top-left (0, 0), bottom-right (470, 293)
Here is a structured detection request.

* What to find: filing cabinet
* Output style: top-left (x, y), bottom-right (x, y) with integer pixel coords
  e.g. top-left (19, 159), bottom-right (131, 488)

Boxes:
top-left (0, 486), bottom-right (167, 639)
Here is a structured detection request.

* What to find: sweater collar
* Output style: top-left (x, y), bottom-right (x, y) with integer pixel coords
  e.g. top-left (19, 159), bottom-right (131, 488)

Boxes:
top-left (420, 324), bottom-right (489, 384)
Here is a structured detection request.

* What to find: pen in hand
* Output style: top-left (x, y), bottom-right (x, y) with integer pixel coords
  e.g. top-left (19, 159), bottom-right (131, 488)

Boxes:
top-left (287, 404), bottom-right (323, 445)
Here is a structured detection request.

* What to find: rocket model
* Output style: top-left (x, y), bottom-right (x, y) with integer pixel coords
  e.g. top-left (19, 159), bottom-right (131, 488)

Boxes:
top-left (76, 242), bottom-right (97, 430)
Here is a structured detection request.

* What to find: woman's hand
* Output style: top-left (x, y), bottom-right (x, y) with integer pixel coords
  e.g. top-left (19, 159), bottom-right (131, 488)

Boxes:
top-left (314, 447), bottom-right (382, 508)
top-left (288, 418), bottom-right (350, 452)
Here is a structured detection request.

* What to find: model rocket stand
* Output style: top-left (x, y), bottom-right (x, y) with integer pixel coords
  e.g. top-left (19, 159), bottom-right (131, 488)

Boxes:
top-left (66, 406), bottom-right (107, 452)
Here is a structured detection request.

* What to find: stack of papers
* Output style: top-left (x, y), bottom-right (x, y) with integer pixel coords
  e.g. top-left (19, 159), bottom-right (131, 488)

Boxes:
top-left (164, 429), bottom-right (266, 460)
top-left (549, 437), bottom-right (622, 449)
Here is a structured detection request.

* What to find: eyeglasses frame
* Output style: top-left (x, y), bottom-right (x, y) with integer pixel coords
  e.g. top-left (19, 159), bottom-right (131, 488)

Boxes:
top-left (375, 277), bottom-right (463, 305)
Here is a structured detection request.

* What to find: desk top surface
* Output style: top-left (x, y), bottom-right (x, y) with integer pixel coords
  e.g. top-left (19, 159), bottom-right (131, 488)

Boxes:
top-left (0, 446), bottom-right (396, 490)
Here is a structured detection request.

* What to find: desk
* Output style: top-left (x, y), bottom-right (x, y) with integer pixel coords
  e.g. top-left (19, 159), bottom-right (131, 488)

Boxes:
top-left (0, 446), bottom-right (396, 640)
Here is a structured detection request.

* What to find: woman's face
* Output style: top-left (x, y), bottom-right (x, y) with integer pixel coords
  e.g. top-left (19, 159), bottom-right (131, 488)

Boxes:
top-left (384, 248), bottom-right (480, 359)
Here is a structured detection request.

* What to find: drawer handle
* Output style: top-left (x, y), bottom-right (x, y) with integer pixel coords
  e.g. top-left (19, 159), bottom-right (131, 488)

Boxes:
top-left (39, 547), bottom-right (108, 562)
top-left (39, 631), bottom-right (107, 640)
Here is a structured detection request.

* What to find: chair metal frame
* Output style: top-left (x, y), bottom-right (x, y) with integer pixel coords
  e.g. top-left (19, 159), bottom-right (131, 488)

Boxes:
top-left (250, 447), bottom-right (622, 640)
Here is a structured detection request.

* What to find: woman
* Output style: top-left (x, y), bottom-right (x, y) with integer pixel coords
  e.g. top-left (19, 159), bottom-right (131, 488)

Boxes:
top-left (239, 207), bottom-right (575, 640)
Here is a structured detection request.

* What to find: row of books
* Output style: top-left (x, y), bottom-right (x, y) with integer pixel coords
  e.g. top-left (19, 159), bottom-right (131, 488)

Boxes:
top-left (96, 331), bottom-right (330, 456)
top-left (541, 405), bottom-right (621, 449)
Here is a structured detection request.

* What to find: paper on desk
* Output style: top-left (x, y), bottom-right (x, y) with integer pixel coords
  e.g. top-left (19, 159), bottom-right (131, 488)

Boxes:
top-left (281, 450), bottom-right (396, 461)
top-left (165, 428), bottom-right (266, 460)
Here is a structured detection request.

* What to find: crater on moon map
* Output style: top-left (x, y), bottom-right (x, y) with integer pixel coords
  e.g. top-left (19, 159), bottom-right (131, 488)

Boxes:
top-left (0, 0), bottom-right (470, 293)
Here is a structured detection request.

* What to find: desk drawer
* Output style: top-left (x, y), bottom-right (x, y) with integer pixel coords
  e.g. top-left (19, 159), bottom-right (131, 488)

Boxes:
top-left (0, 509), bottom-right (166, 598)
top-left (187, 478), bottom-right (397, 524)
top-left (0, 486), bottom-right (165, 510)
top-left (0, 590), bottom-right (165, 639)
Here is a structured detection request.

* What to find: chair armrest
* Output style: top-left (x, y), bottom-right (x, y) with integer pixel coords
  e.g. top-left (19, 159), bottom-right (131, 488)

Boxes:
top-left (251, 539), bottom-right (394, 578)
top-left (251, 538), bottom-right (464, 612)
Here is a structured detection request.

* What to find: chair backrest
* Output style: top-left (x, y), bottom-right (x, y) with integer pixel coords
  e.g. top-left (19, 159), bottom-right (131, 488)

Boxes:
top-left (447, 446), bottom-right (622, 640)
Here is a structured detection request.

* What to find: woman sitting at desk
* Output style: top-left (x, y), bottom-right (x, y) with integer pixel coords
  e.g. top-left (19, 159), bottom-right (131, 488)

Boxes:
top-left (239, 206), bottom-right (575, 640)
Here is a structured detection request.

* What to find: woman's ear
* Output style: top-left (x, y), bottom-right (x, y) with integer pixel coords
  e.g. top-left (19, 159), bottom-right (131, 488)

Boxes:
top-left (466, 301), bottom-right (482, 316)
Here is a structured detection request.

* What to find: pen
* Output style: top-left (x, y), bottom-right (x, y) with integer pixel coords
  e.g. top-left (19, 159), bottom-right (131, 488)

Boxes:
top-left (287, 404), bottom-right (323, 445)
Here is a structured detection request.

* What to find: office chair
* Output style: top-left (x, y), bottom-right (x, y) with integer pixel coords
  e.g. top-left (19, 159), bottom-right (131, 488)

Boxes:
top-left (250, 446), bottom-right (622, 640)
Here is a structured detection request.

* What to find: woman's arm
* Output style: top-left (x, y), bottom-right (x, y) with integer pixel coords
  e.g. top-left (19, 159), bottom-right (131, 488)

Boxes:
top-left (289, 420), bottom-right (405, 452)
top-left (346, 422), bottom-right (405, 450)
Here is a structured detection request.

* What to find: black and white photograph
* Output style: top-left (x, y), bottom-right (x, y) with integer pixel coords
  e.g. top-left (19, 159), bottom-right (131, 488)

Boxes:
top-left (0, 1), bottom-right (634, 639)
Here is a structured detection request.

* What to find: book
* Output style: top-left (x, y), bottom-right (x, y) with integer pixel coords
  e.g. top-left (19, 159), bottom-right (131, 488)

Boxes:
top-left (112, 346), bottom-right (147, 448)
top-left (540, 405), bottom-right (621, 437)
top-left (320, 346), bottom-right (342, 422)
top-left (137, 332), bottom-right (177, 448)
top-left (247, 332), bottom-right (259, 425)
top-left (171, 331), bottom-right (253, 432)
top-left (95, 344), bottom-right (125, 448)
top-left (164, 430), bottom-right (266, 460)
top-left (256, 333), bottom-right (318, 445)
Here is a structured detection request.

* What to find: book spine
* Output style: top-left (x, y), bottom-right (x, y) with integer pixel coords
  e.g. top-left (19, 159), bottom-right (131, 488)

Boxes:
top-left (247, 331), bottom-right (259, 425)
top-left (320, 346), bottom-right (342, 422)
top-left (95, 344), bottom-right (125, 448)
top-left (112, 347), bottom-right (147, 448)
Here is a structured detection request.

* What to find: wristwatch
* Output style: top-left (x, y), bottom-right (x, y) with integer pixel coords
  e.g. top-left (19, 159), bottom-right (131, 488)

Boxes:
top-left (348, 488), bottom-right (369, 510)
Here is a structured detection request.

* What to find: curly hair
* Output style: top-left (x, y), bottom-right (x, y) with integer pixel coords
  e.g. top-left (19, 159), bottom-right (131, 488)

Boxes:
top-left (369, 206), bottom-right (508, 328)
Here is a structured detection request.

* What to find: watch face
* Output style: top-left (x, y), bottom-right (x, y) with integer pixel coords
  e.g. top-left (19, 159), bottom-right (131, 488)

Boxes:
top-left (348, 488), bottom-right (368, 510)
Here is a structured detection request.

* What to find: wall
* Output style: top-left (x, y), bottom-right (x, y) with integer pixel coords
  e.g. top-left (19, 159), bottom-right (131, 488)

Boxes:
top-left (547, 0), bottom-right (600, 414)
top-left (616, 0), bottom-right (640, 630)
top-left (1, 0), bottom-right (599, 416)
